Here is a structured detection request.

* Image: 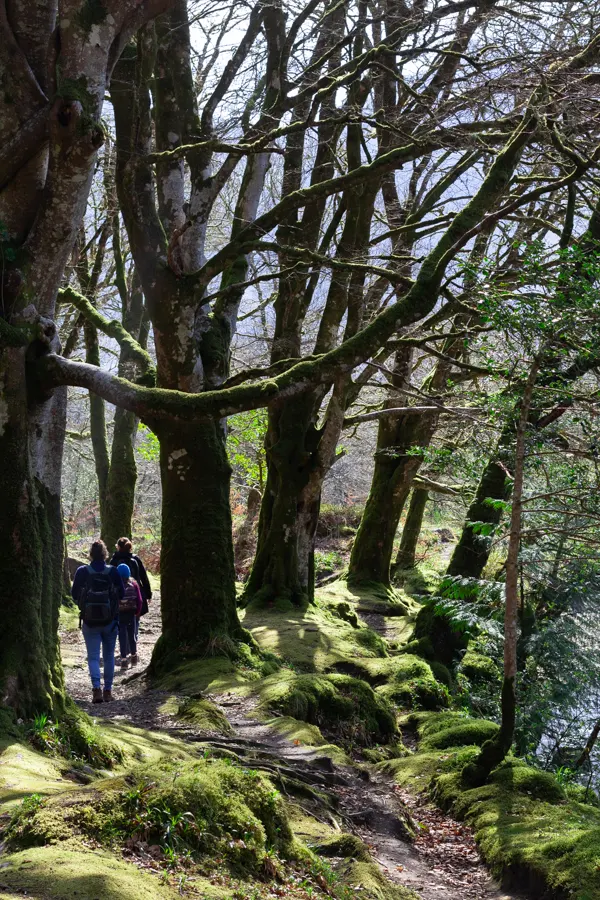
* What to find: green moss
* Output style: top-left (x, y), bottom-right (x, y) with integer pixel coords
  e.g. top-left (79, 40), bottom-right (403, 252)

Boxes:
top-left (382, 710), bottom-right (600, 899)
top-left (97, 721), bottom-right (195, 767)
top-left (320, 580), bottom-right (413, 615)
top-left (311, 833), bottom-right (371, 862)
top-left (420, 720), bottom-right (499, 751)
top-left (379, 746), bottom-right (479, 788)
top-left (338, 859), bottom-right (418, 899)
top-left (59, 702), bottom-right (123, 768)
top-left (240, 594), bottom-right (392, 673)
top-left (429, 660), bottom-right (452, 687)
top-left (459, 650), bottom-right (500, 683)
top-left (0, 737), bottom-right (74, 809)
top-left (490, 759), bottom-right (565, 803)
top-left (6, 756), bottom-right (294, 876)
top-left (362, 741), bottom-right (410, 763)
top-left (176, 697), bottom-right (233, 734)
top-left (0, 847), bottom-right (182, 899)
top-left (411, 600), bottom-right (468, 666)
top-left (262, 672), bottom-right (397, 745)
top-left (377, 676), bottom-right (450, 712)
top-left (355, 627), bottom-right (388, 656)
top-left (402, 637), bottom-right (434, 659)
top-left (153, 656), bottom-right (256, 694)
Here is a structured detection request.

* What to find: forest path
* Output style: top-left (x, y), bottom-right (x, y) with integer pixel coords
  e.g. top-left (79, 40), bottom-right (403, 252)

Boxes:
top-left (62, 599), bottom-right (523, 900)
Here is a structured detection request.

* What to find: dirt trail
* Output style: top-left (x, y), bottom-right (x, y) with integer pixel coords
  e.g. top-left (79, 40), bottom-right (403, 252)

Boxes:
top-left (63, 599), bottom-right (523, 900)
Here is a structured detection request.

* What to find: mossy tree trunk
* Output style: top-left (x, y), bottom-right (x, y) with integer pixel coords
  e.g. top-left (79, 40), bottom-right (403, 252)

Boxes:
top-left (102, 269), bottom-right (149, 552)
top-left (245, 394), bottom-right (322, 604)
top-left (446, 435), bottom-right (514, 580)
top-left (112, 0), bottom-right (285, 656)
top-left (150, 419), bottom-right (243, 668)
top-left (395, 489), bottom-right (429, 570)
top-left (348, 348), bottom-right (450, 586)
top-left (0, 345), bottom-right (66, 717)
top-left (0, 0), bottom-right (170, 715)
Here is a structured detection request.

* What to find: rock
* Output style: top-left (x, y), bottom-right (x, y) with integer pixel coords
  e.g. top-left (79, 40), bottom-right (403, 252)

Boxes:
top-left (66, 557), bottom-right (87, 580)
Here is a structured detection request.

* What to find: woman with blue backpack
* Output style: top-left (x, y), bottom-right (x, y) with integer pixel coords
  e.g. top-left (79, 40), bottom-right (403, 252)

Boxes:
top-left (72, 540), bottom-right (124, 704)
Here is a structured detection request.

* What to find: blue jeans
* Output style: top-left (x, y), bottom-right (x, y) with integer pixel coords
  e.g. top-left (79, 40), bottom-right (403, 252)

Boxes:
top-left (82, 620), bottom-right (118, 690)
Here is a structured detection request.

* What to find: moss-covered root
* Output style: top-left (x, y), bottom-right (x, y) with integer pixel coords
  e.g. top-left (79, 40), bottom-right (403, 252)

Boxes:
top-left (461, 676), bottom-right (515, 788)
top-left (339, 858), bottom-right (418, 899)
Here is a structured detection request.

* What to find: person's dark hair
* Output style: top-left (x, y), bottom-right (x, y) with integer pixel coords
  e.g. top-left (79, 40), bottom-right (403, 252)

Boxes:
top-left (90, 540), bottom-right (108, 561)
top-left (116, 537), bottom-right (133, 553)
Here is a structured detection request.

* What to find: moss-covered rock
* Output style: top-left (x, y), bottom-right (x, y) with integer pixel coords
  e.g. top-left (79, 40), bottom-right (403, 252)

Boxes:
top-left (403, 633), bottom-right (435, 657)
top-left (176, 697), bottom-right (233, 734)
top-left (382, 711), bottom-right (600, 900)
top-left (490, 758), bottom-right (565, 803)
top-left (311, 832), bottom-right (371, 862)
top-left (411, 600), bottom-right (468, 666)
top-left (421, 720), bottom-right (499, 751)
top-left (264, 672), bottom-right (397, 745)
top-left (362, 741), bottom-right (410, 763)
top-left (459, 649), bottom-right (500, 683)
top-left (429, 660), bottom-right (453, 687)
top-left (377, 675), bottom-right (450, 712)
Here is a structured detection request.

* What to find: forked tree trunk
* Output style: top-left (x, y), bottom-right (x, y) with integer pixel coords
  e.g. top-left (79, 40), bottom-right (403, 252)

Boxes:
top-left (348, 454), bottom-right (420, 585)
top-left (395, 488), bottom-right (429, 570)
top-left (150, 419), bottom-right (243, 668)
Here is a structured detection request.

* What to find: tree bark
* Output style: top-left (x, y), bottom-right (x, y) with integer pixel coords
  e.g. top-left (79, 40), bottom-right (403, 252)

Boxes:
top-left (245, 393), bottom-right (319, 605)
top-left (395, 489), bottom-right (429, 570)
top-left (463, 358), bottom-right (538, 786)
top-left (446, 432), bottom-right (514, 579)
top-left (101, 273), bottom-right (148, 552)
top-left (348, 347), bottom-right (450, 587)
top-left (0, 344), bottom-right (66, 717)
top-left (0, 0), bottom-right (174, 714)
top-left (150, 419), bottom-right (243, 668)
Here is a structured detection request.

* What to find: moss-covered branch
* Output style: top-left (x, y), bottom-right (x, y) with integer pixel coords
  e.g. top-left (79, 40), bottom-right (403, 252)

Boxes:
top-left (58, 286), bottom-right (155, 382)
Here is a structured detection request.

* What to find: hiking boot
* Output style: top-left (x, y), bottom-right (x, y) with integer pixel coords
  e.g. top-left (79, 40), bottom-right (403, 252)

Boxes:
top-left (103, 689), bottom-right (114, 703)
top-left (120, 657), bottom-right (130, 670)
top-left (92, 688), bottom-right (103, 704)
top-left (130, 653), bottom-right (139, 666)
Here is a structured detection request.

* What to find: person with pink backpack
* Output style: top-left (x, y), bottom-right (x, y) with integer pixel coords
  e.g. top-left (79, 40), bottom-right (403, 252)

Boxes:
top-left (116, 563), bottom-right (143, 669)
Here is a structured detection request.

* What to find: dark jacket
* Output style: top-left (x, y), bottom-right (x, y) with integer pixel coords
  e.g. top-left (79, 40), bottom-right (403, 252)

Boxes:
top-left (71, 561), bottom-right (124, 616)
top-left (110, 551), bottom-right (152, 601)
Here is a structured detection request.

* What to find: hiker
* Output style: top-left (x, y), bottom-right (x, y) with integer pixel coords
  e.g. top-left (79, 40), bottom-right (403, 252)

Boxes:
top-left (72, 540), bottom-right (124, 704)
top-left (110, 537), bottom-right (152, 643)
top-left (116, 563), bottom-right (143, 670)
